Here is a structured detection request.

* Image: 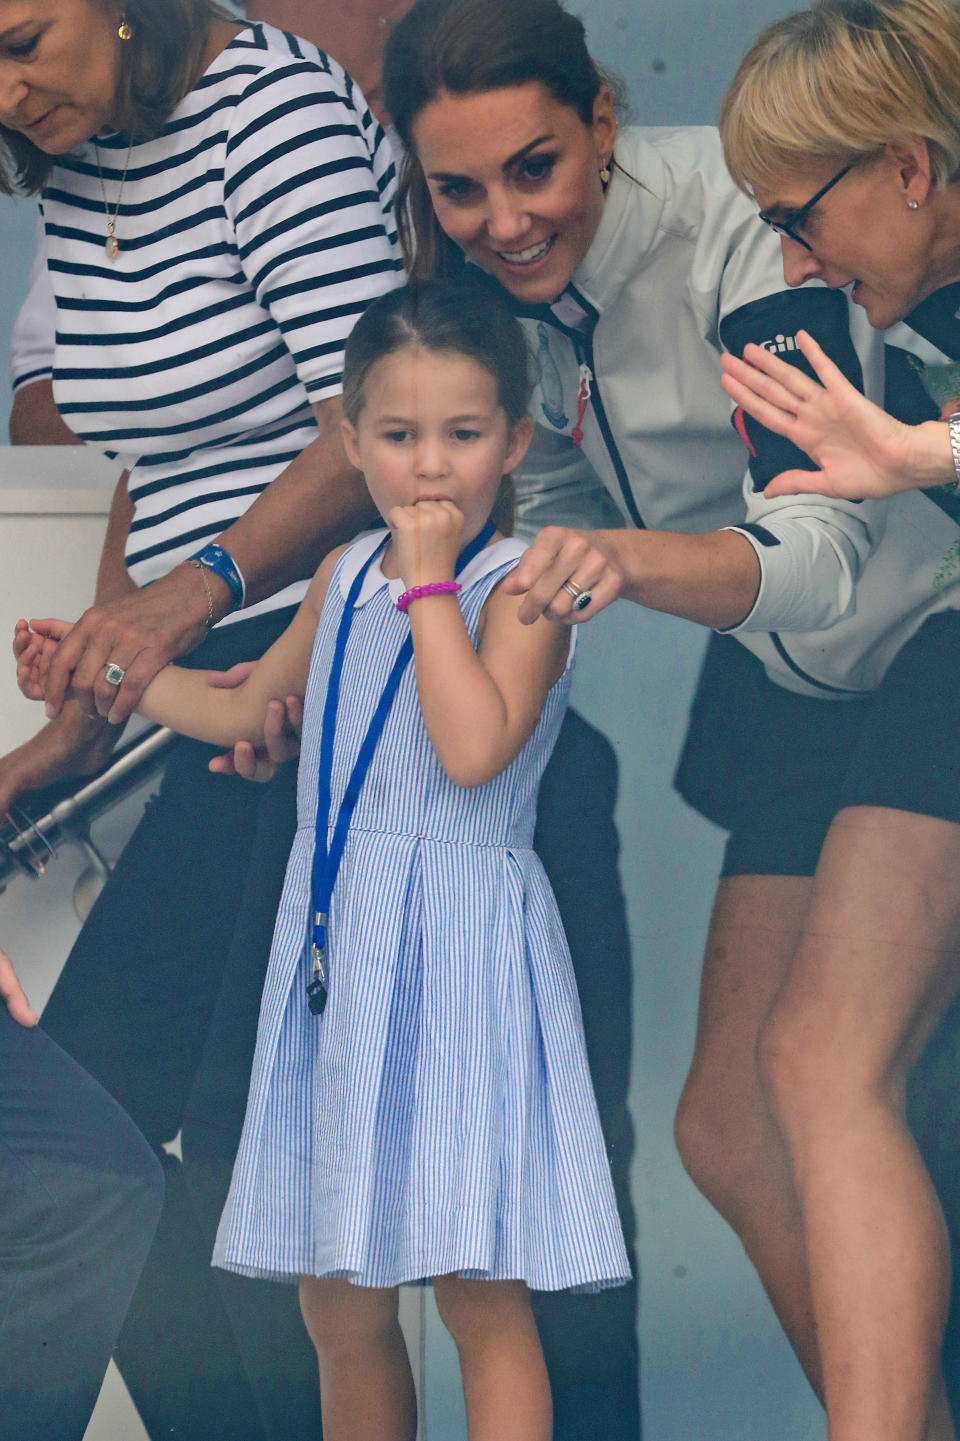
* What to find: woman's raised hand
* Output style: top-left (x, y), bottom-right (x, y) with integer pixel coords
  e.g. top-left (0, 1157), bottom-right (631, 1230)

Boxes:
top-left (501, 527), bottom-right (623, 624)
top-left (720, 329), bottom-right (916, 500)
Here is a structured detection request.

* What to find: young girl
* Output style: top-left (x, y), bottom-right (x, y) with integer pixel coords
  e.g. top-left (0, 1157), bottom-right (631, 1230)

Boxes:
top-left (18, 278), bottom-right (630, 1441)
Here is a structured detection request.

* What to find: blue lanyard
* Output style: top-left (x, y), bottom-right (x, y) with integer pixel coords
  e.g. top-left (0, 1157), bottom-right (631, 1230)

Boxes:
top-left (307, 520), bottom-right (496, 1015)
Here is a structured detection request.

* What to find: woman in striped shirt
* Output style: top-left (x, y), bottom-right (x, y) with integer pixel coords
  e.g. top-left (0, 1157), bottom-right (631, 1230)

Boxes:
top-left (0, 0), bottom-right (400, 1434)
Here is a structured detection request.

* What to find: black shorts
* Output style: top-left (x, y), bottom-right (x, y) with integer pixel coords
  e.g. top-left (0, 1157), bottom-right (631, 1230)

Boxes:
top-left (674, 612), bottom-right (960, 878)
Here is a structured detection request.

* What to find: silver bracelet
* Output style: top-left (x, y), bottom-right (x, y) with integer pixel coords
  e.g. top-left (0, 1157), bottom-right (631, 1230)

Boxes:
top-left (948, 412), bottom-right (960, 489)
top-left (187, 557), bottom-right (216, 633)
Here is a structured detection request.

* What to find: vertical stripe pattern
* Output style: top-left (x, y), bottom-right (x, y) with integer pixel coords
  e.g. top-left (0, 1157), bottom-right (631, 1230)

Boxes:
top-left (214, 532), bottom-right (630, 1291)
top-left (41, 24), bottom-right (402, 620)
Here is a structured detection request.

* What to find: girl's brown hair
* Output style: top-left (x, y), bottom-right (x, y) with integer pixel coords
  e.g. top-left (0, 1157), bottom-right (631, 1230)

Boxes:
top-left (1, 0), bottom-right (232, 195)
top-left (342, 276), bottom-right (534, 534)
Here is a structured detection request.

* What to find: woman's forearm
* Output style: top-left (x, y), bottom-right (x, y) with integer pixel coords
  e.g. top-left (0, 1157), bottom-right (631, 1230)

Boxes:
top-left (594, 527), bottom-right (761, 630)
top-left (905, 419), bottom-right (958, 492)
top-left (9, 379), bottom-right (80, 446)
top-left (211, 399), bottom-right (377, 608)
top-left (95, 471), bottom-right (137, 604)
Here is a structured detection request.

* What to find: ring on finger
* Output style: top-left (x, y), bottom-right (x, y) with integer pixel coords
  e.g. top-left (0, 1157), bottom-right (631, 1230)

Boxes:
top-left (103, 661), bottom-right (126, 687)
top-left (561, 579), bottom-right (593, 612)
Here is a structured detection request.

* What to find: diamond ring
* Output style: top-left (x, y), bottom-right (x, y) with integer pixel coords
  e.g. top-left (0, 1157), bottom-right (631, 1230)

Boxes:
top-left (561, 579), bottom-right (593, 612)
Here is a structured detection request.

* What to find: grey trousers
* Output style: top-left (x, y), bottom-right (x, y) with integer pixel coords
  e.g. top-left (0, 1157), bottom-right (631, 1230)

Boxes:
top-left (0, 1006), bottom-right (164, 1440)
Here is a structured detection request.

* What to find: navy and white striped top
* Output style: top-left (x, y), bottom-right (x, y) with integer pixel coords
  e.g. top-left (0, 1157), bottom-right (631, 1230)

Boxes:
top-left (40, 23), bottom-right (402, 621)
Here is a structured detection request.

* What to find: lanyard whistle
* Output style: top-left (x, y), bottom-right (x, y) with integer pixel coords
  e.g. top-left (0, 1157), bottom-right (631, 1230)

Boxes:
top-left (307, 912), bottom-right (328, 1016)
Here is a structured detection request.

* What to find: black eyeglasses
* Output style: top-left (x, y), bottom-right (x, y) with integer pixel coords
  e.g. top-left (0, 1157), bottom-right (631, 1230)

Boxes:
top-left (758, 163), bottom-right (855, 251)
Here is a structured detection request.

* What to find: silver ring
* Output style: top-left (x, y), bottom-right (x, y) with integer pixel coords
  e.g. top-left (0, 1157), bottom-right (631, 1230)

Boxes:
top-left (561, 579), bottom-right (592, 612)
top-left (103, 661), bottom-right (126, 687)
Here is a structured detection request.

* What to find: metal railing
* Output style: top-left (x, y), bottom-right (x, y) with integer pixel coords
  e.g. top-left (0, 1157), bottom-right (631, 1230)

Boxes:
top-left (0, 725), bottom-right (176, 910)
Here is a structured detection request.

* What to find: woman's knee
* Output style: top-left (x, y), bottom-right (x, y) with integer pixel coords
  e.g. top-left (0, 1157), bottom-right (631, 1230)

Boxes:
top-left (299, 1277), bottom-right (399, 1356)
top-left (674, 1061), bottom-right (763, 1215)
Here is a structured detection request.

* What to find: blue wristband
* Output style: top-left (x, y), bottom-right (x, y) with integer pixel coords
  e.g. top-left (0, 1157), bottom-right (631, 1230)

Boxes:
top-left (191, 543), bottom-right (246, 613)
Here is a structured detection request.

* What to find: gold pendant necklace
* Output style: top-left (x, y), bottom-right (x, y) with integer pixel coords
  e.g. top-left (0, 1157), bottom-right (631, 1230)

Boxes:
top-left (94, 140), bottom-right (133, 259)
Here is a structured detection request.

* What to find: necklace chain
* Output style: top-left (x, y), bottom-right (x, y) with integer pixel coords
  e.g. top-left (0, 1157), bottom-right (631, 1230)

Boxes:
top-left (94, 141), bottom-right (134, 260)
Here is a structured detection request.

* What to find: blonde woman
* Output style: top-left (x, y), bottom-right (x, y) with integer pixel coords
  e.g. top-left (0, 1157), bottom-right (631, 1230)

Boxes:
top-left (718, 0), bottom-right (960, 507)
top-left (678, 4), bottom-right (960, 1440)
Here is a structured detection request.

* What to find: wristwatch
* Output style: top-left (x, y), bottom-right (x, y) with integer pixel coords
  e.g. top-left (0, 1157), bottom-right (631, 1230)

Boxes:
top-left (190, 543), bottom-right (246, 613)
top-left (947, 412), bottom-right (960, 488)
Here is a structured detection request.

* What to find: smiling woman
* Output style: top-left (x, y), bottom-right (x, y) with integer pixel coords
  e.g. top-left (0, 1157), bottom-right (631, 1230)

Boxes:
top-left (408, 84), bottom-right (614, 305)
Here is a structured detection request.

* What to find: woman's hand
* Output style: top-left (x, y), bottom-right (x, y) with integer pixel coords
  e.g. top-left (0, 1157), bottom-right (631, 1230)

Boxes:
top-left (40, 563), bottom-right (224, 727)
top-left (0, 705), bottom-right (119, 825)
top-left (0, 948), bottom-right (37, 1028)
top-left (720, 329), bottom-right (917, 500)
top-left (388, 501), bottom-right (464, 589)
top-left (206, 665), bottom-right (304, 782)
top-left (500, 526), bottom-right (623, 624)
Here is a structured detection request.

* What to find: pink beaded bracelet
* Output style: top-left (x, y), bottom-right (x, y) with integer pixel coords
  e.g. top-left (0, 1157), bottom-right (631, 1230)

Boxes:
top-left (396, 580), bottom-right (462, 613)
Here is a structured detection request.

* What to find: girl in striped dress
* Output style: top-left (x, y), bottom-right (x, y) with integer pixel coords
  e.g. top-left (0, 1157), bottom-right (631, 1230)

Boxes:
top-left (18, 277), bottom-right (629, 1441)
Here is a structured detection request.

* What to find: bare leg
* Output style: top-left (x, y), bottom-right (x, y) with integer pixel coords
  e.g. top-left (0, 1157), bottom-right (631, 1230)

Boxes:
top-left (298, 1277), bottom-right (416, 1441)
top-left (674, 873), bottom-right (824, 1389)
top-left (761, 808), bottom-right (960, 1441)
top-left (434, 1274), bottom-right (552, 1441)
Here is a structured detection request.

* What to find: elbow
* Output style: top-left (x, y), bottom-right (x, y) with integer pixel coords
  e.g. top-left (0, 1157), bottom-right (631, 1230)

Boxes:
top-left (436, 743), bottom-right (505, 790)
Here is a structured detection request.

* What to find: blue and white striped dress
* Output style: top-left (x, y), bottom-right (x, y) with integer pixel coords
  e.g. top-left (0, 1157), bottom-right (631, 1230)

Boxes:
top-left (214, 532), bottom-right (630, 1292)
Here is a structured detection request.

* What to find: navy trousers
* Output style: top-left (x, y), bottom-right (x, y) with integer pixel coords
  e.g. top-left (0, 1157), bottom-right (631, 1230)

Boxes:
top-left (0, 1006), bottom-right (163, 1440)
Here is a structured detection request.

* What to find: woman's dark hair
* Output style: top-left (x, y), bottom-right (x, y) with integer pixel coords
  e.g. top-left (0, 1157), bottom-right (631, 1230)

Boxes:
top-left (0, 0), bottom-right (232, 195)
top-left (383, 0), bottom-right (616, 278)
top-left (343, 276), bottom-right (534, 533)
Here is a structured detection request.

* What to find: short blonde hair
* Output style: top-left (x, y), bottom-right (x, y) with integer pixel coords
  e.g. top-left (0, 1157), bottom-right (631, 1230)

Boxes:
top-left (719, 0), bottom-right (960, 197)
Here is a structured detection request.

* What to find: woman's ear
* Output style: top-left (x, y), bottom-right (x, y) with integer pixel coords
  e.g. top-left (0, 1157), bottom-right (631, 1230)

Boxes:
top-left (341, 416), bottom-right (362, 470)
top-left (504, 414), bottom-right (535, 473)
top-left (884, 134), bottom-right (933, 207)
top-left (592, 85), bottom-right (617, 167)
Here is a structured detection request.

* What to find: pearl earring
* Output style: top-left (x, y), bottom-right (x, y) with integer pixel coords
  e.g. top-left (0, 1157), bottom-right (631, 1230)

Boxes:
top-left (908, 198), bottom-right (920, 210)
top-left (599, 159), bottom-right (612, 186)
